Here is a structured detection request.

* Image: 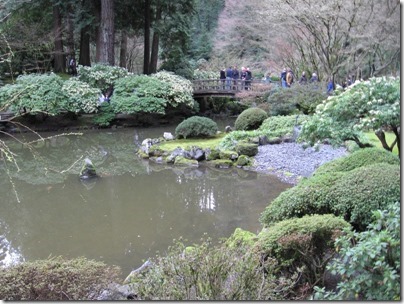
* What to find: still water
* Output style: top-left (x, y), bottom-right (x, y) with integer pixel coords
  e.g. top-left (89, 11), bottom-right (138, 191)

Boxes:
top-left (0, 124), bottom-right (290, 276)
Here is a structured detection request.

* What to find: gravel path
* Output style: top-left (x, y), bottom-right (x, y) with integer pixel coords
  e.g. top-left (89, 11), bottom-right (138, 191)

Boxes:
top-left (252, 142), bottom-right (348, 185)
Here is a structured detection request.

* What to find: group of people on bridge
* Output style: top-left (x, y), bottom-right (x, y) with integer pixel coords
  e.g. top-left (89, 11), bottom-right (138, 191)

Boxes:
top-left (280, 68), bottom-right (354, 95)
top-left (220, 66), bottom-right (253, 91)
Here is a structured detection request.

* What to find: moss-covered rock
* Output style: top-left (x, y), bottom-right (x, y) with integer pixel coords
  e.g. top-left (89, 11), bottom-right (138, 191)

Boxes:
top-left (236, 155), bottom-right (251, 167)
top-left (236, 143), bottom-right (258, 157)
top-left (208, 159), bottom-right (233, 169)
top-left (226, 228), bottom-right (257, 249)
top-left (148, 145), bottom-right (165, 157)
top-left (174, 156), bottom-right (199, 167)
top-left (219, 150), bottom-right (238, 160)
top-left (206, 149), bottom-right (220, 161)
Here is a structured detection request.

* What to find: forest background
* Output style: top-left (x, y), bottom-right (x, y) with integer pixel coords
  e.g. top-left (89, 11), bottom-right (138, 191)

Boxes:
top-left (0, 0), bottom-right (400, 84)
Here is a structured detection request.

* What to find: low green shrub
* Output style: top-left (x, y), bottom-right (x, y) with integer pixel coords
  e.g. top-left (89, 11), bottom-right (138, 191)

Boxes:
top-left (92, 103), bottom-right (116, 127)
top-left (260, 163), bottom-right (400, 231)
top-left (259, 114), bottom-right (309, 138)
top-left (0, 256), bottom-right (121, 300)
top-left (256, 214), bottom-right (351, 288)
top-left (313, 147), bottom-right (400, 175)
top-left (234, 108), bottom-right (268, 131)
top-left (314, 202), bottom-right (400, 300)
top-left (175, 116), bottom-right (218, 139)
top-left (126, 239), bottom-right (296, 300)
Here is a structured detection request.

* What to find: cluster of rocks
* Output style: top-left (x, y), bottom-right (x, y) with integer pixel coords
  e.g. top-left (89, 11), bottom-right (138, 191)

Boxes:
top-left (137, 132), bottom-right (263, 169)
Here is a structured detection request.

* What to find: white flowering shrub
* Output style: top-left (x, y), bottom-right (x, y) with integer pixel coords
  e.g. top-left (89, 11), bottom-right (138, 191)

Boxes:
top-left (300, 76), bottom-right (400, 154)
top-left (61, 78), bottom-right (101, 113)
top-left (77, 64), bottom-right (130, 91)
top-left (152, 71), bottom-right (194, 108)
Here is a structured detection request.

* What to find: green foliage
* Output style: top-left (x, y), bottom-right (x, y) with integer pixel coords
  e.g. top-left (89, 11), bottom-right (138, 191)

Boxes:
top-left (225, 228), bottom-right (257, 249)
top-left (234, 107), bottom-right (268, 131)
top-left (126, 238), bottom-right (296, 300)
top-left (77, 64), bottom-right (130, 91)
top-left (192, 69), bottom-right (218, 80)
top-left (219, 115), bottom-right (308, 150)
top-left (267, 83), bottom-right (327, 116)
top-left (313, 147), bottom-right (400, 176)
top-left (259, 114), bottom-right (309, 138)
top-left (112, 75), bottom-right (169, 115)
top-left (92, 103), bottom-right (116, 127)
top-left (0, 256), bottom-right (121, 300)
top-left (300, 77), bottom-right (400, 150)
top-left (256, 214), bottom-right (351, 287)
top-left (175, 116), bottom-right (218, 139)
top-left (313, 202), bottom-right (400, 300)
top-left (260, 162), bottom-right (400, 231)
top-left (0, 73), bottom-right (66, 115)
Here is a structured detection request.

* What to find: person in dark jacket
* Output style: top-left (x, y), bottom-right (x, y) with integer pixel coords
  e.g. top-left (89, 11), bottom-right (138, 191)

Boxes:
top-left (220, 68), bottom-right (226, 89)
top-left (281, 68), bottom-right (287, 88)
top-left (225, 66), bottom-right (233, 90)
top-left (327, 78), bottom-right (334, 95)
top-left (232, 65), bottom-right (240, 90)
top-left (299, 71), bottom-right (307, 84)
top-left (245, 67), bottom-right (252, 90)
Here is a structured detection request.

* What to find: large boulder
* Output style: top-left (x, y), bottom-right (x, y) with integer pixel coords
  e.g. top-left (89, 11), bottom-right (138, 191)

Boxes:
top-left (236, 143), bottom-right (258, 157)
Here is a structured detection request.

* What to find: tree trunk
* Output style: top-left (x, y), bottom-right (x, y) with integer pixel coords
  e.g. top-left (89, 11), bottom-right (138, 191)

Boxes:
top-left (99, 0), bottom-right (115, 65)
top-left (392, 126), bottom-right (400, 158)
top-left (66, 5), bottom-right (75, 58)
top-left (52, 4), bottom-right (65, 73)
top-left (149, 5), bottom-right (161, 74)
top-left (79, 24), bottom-right (91, 66)
top-left (94, 0), bottom-right (102, 62)
top-left (143, 0), bottom-right (151, 74)
top-left (119, 30), bottom-right (128, 68)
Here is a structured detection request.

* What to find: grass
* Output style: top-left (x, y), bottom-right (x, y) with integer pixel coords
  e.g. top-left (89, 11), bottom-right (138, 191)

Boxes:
top-left (157, 133), bottom-right (226, 152)
top-left (364, 131), bottom-right (399, 155)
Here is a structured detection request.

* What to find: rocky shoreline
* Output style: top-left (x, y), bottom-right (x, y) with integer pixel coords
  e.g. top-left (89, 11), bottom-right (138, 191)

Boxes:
top-left (252, 142), bottom-right (348, 185)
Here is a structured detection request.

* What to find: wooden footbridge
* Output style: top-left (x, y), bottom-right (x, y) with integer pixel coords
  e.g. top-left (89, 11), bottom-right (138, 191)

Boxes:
top-left (192, 79), bottom-right (272, 97)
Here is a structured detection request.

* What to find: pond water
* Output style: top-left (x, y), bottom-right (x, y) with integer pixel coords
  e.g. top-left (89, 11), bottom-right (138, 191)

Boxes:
top-left (0, 123), bottom-right (291, 276)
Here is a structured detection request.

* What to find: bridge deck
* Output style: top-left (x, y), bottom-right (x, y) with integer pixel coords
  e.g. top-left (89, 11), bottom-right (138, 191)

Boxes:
top-left (192, 79), bottom-right (272, 96)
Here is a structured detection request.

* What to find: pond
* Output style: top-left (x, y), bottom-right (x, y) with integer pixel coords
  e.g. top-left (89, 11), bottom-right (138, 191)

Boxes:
top-left (0, 123), bottom-right (291, 276)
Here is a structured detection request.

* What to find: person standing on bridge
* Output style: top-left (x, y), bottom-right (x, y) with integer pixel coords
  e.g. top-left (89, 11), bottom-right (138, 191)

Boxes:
top-left (240, 67), bottom-right (247, 90)
top-left (232, 65), bottom-right (240, 90)
top-left (220, 68), bottom-right (226, 89)
top-left (225, 66), bottom-right (233, 90)
top-left (246, 67), bottom-right (252, 90)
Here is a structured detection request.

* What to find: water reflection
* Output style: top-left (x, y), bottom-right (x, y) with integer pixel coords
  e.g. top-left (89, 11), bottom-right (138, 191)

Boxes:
top-left (0, 127), bottom-right (291, 275)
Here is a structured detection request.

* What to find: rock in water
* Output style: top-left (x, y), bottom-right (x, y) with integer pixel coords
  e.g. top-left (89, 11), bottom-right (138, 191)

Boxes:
top-left (79, 158), bottom-right (97, 179)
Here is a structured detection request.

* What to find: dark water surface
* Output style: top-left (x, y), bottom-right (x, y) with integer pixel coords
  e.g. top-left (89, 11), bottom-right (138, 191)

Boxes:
top-left (0, 124), bottom-right (290, 276)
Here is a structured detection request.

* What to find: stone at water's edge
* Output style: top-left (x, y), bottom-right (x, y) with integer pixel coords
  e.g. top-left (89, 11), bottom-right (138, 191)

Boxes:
top-left (79, 158), bottom-right (97, 179)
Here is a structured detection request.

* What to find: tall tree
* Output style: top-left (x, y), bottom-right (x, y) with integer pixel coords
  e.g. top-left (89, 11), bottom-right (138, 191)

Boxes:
top-left (143, 0), bottom-right (151, 74)
top-left (99, 0), bottom-right (115, 65)
top-left (52, 3), bottom-right (65, 72)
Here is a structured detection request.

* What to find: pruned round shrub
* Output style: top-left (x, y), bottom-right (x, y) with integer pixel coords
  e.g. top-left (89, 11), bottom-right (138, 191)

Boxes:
top-left (0, 256), bottom-right (121, 300)
top-left (314, 147), bottom-right (400, 175)
top-left (234, 108), bottom-right (268, 131)
top-left (260, 163), bottom-right (400, 231)
top-left (256, 214), bottom-right (351, 287)
top-left (175, 116), bottom-right (218, 139)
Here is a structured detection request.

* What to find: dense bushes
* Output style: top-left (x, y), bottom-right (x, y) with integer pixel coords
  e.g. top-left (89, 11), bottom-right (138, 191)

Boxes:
top-left (234, 108), bottom-right (268, 131)
top-left (260, 161), bottom-right (400, 231)
top-left (0, 257), bottom-right (121, 300)
top-left (256, 214), bottom-right (351, 287)
top-left (314, 202), bottom-right (400, 300)
top-left (267, 83), bottom-right (327, 116)
top-left (77, 64), bottom-right (130, 91)
top-left (175, 116), bottom-right (218, 138)
top-left (126, 238), bottom-right (296, 300)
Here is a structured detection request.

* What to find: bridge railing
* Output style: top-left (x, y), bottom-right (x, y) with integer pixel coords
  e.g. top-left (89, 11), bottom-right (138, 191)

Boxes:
top-left (192, 79), bottom-right (273, 93)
